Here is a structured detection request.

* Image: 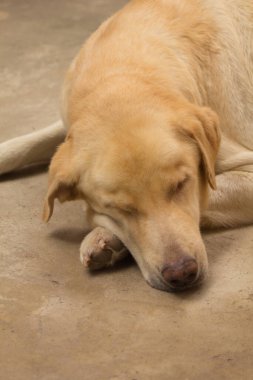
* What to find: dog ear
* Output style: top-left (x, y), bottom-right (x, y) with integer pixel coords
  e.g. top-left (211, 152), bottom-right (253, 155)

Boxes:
top-left (42, 139), bottom-right (80, 222)
top-left (180, 105), bottom-right (220, 190)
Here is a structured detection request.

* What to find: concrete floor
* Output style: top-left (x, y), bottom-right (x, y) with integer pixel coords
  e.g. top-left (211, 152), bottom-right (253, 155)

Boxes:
top-left (0, 1), bottom-right (253, 379)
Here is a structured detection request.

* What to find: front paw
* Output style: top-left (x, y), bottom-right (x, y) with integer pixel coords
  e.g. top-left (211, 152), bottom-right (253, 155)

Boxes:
top-left (80, 227), bottom-right (127, 270)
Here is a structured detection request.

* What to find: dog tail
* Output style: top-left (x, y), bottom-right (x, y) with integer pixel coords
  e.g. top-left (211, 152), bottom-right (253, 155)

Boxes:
top-left (0, 120), bottom-right (66, 175)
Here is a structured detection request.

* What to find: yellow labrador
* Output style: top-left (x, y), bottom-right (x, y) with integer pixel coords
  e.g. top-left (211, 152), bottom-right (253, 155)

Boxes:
top-left (1, 0), bottom-right (253, 291)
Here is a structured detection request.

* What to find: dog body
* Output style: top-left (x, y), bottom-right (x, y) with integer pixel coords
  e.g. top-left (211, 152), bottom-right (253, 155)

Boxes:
top-left (1, 0), bottom-right (253, 291)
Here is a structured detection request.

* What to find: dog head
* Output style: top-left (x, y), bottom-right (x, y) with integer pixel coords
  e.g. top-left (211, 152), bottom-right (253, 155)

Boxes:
top-left (43, 88), bottom-right (220, 292)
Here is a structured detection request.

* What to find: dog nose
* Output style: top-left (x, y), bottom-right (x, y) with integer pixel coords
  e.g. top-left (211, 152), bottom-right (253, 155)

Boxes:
top-left (161, 257), bottom-right (198, 289)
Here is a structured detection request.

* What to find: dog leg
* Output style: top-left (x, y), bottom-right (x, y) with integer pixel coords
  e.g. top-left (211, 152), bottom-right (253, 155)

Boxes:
top-left (80, 227), bottom-right (128, 270)
top-left (0, 120), bottom-right (65, 175)
top-left (201, 169), bottom-right (253, 229)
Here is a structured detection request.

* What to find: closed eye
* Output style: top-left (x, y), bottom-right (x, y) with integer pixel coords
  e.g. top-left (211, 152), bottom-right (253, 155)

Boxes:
top-left (167, 176), bottom-right (189, 197)
top-left (120, 206), bottom-right (138, 216)
top-left (103, 202), bottom-right (138, 216)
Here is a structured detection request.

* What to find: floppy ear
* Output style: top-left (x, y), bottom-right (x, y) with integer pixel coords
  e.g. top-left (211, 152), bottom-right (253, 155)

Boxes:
top-left (42, 139), bottom-right (80, 222)
top-left (180, 105), bottom-right (220, 190)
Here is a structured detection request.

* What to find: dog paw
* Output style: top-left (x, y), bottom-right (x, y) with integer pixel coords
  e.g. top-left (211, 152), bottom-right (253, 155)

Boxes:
top-left (80, 227), bottom-right (128, 270)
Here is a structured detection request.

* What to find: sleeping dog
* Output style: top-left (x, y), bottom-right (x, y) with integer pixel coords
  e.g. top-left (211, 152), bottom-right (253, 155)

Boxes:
top-left (1, 0), bottom-right (253, 291)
